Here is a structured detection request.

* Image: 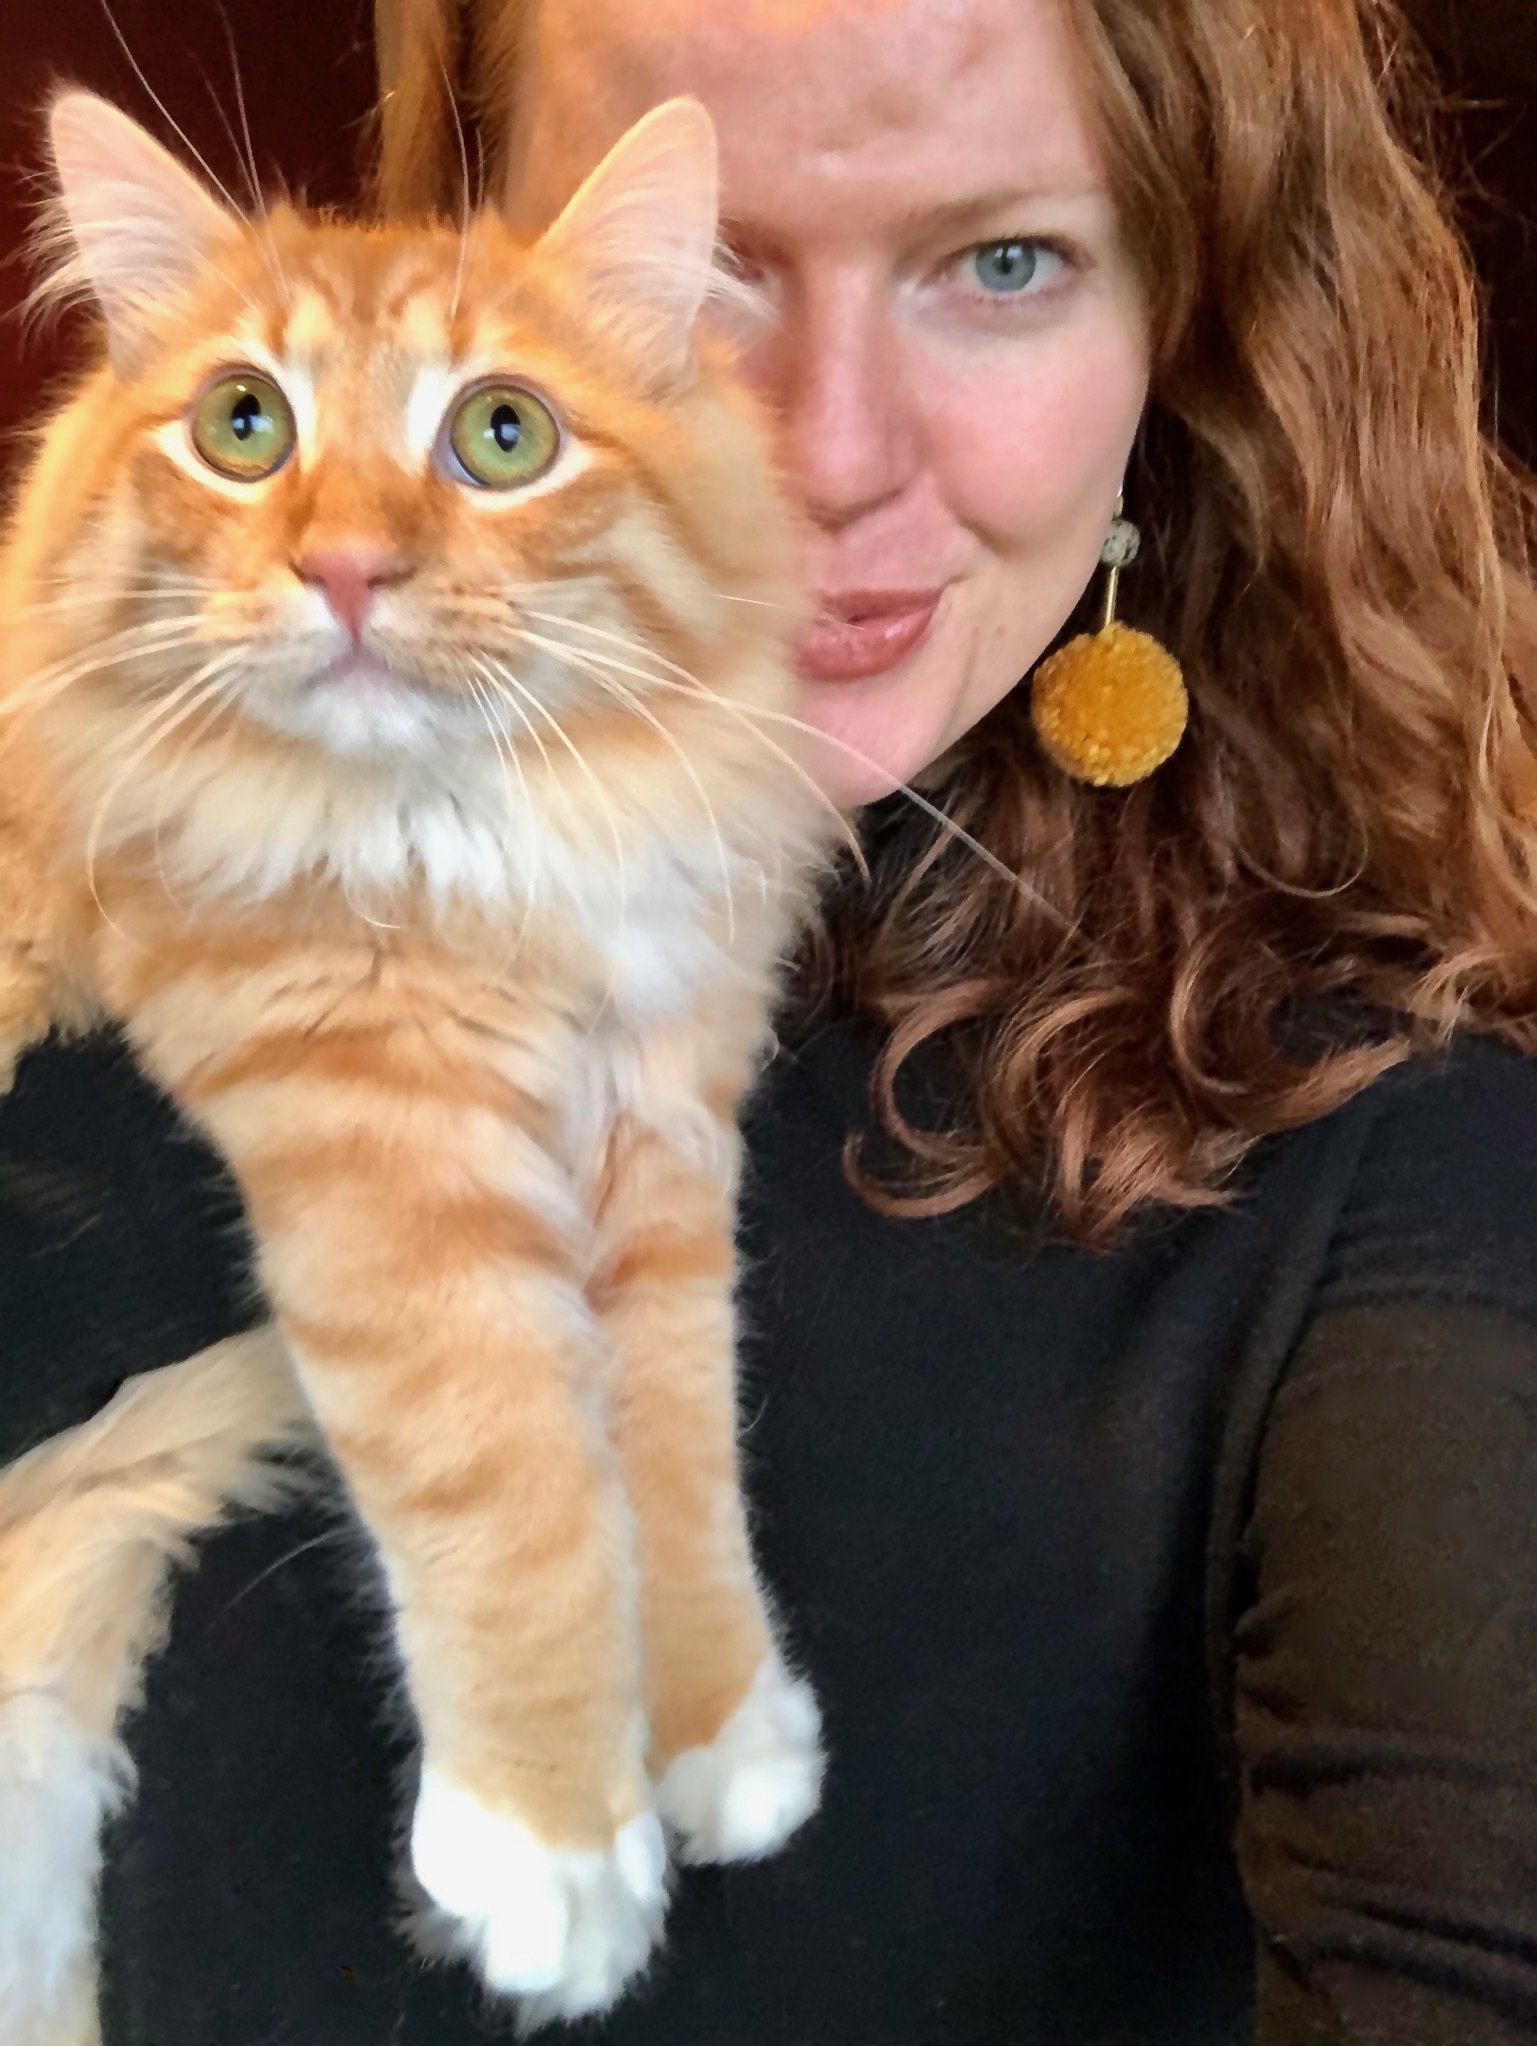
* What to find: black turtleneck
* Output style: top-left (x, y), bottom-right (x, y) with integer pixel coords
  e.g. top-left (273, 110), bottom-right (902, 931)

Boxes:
top-left (3, 1015), bottom-right (1537, 2046)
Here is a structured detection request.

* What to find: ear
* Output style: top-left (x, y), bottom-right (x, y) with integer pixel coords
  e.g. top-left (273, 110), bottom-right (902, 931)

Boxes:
top-left (530, 98), bottom-right (721, 389)
top-left (44, 92), bottom-right (235, 376)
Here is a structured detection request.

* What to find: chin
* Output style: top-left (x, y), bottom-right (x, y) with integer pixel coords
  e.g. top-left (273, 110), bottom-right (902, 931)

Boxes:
top-left (795, 680), bottom-right (956, 814)
top-left (245, 672), bottom-right (464, 764)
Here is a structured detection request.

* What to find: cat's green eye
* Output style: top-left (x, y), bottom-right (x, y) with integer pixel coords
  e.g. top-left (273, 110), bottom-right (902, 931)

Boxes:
top-left (448, 384), bottom-right (560, 490)
top-left (190, 372), bottom-right (296, 483)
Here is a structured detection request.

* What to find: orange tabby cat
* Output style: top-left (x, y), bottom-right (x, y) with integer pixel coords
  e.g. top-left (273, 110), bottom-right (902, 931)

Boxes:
top-left (0, 88), bottom-right (829, 2024)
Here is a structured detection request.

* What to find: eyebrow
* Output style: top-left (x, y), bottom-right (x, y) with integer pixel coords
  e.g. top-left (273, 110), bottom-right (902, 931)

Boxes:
top-left (896, 186), bottom-right (1108, 240)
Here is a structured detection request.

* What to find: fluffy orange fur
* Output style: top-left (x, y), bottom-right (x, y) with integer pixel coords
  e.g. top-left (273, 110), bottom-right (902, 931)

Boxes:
top-left (0, 91), bottom-right (830, 2019)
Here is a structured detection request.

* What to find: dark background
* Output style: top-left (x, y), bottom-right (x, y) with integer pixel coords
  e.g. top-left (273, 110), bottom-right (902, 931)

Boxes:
top-left (0, 0), bottom-right (1532, 467)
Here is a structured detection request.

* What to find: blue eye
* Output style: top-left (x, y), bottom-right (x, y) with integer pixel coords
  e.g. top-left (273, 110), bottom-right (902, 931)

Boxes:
top-left (972, 240), bottom-right (1042, 294)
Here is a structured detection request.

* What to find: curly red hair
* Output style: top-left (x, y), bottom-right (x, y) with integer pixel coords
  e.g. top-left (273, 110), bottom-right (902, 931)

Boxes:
top-left (793, 0), bottom-right (1537, 1237)
top-left (381, 0), bottom-right (1537, 1239)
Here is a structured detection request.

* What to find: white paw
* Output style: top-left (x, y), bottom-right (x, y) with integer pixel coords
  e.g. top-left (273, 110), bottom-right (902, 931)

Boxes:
top-left (410, 1769), bottom-right (667, 2026)
top-left (655, 1653), bottom-right (824, 1866)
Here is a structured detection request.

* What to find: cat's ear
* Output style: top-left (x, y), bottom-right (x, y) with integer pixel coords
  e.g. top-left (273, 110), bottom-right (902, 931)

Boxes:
top-left (531, 98), bottom-right (720, 389)
top-left (44, 92), bottom-right (235, 376)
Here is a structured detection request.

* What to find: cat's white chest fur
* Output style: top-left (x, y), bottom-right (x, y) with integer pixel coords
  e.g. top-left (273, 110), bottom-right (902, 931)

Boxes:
top-left (146, 746), bottom-right (774, 1032)
top-left (580, 854), bottom-right (740, 1024)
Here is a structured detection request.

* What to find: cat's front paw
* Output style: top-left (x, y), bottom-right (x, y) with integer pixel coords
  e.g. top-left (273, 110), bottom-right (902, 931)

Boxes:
top-left (411, 1769), bottom-right (668, 2028)
top-left (656, 1652), bottom-right (824, 1865)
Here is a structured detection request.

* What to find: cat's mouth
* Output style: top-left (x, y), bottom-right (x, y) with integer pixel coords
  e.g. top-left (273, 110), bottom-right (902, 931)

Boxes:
top-left (305, 651), bottom-right (433, 698)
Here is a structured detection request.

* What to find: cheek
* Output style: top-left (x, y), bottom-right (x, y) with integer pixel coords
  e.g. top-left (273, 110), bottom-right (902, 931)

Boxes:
top-left (129, 452), bottom-right (291, 594)
top-left (921, 317), bottom-right (1150, 554)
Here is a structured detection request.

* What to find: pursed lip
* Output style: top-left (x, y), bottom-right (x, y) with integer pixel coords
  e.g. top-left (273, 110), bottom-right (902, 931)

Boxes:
top-left (795, 588), bottom-right (945, 684)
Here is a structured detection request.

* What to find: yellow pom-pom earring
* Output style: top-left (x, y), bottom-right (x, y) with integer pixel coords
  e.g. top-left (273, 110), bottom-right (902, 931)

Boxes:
top-left (1029, 492), bottom-right (1187, 788)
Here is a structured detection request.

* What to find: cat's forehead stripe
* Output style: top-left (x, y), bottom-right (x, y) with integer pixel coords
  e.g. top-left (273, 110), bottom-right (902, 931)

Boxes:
top-left (283, 289), bottom-right (334, 363)
top-left (393, 282), bottom-right (455, 346)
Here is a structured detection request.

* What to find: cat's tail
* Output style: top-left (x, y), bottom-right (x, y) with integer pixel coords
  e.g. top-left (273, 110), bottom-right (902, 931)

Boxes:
top-left (0, 1330), bottom-right (310, 2046)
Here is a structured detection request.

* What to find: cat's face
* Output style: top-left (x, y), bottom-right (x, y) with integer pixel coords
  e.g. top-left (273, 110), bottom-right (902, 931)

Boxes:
top-left (24, 96), bottom-right (794, 770)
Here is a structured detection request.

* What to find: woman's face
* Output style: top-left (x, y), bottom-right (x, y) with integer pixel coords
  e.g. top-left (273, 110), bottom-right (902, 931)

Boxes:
top-left (509, 0), bottom-right (1153, 805)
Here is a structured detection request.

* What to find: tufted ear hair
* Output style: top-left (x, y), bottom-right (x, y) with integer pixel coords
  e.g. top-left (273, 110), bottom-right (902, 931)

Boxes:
top-left (41, 92), bottom-right (235, 376)
top-left (529, 97), bottom-right (722, 389)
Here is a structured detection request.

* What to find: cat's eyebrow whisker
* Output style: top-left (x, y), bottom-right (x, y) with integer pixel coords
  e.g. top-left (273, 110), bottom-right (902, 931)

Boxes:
top-left (99, 0), bottom-right (246, 217)
top-left (213, 12), bottom-right (293, 313)
top-left (510, 626), bottom-right (739, 945)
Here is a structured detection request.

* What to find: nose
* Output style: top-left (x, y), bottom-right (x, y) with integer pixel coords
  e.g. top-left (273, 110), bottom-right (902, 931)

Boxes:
top-left (293, 545), bottom-right (414, 640)
top-left (760, 275), bottom-right (920, 534)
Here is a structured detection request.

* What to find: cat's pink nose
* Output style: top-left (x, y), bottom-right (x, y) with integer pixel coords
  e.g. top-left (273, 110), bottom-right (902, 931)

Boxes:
top-left (294, 546), bottom-right (414, 640)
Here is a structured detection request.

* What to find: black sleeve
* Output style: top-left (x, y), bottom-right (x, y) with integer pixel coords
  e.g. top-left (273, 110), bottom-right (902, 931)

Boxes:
top-left (0, 1031), bottom-right (260, 1465)
top-left (1233, 1297), bottom-right (1537, 2045)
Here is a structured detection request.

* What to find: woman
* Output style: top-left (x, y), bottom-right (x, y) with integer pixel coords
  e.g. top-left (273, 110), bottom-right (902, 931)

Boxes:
top-left (6, 0), bottom-right (1537, 2039)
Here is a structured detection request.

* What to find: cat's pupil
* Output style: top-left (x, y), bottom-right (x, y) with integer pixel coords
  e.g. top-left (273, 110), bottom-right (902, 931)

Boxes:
top-left (491, 404), bottom-right (522, 453)
top-left (230, 393), bottom-right (263, 442)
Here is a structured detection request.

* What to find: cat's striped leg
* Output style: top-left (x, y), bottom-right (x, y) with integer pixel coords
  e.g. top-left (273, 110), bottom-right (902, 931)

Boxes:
top-left (594, 1106), bottom-right (824, 1869)
top-left (176, 1039), bottom-right (665, 2024)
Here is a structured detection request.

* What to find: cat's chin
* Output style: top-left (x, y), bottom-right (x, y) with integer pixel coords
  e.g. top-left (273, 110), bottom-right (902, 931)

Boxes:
top-left (308, 650), bottom-right (428, 698)
top-left (251, 653), bottom-right (467, 761)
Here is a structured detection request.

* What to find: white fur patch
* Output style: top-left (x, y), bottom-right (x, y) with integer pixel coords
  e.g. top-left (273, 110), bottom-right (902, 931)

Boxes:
top-left (404, 364), bottom-right (457, 465)
top-left (0, 1690), bottom-right (126, 2046)
top-left (411, 1769), bottom-right (667, 2027)
top-left (655, 1653), bottom-right (823, 1866)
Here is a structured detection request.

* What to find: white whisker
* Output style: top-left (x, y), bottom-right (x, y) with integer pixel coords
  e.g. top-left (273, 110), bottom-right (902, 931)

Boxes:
top-left (84, 650), bottom-right (247, 934)
top-left (510, 625), bottom-right (738, 944)
top-left (511, 608), bottom-right (862, 875)
top-left (474, 660), bottom-right (629, 1022)
top-left (0, 624), bottom-right (213, 752)
top-left (476, 659), bottom-right (629, 912)
top-left (461, 663), bottom-right (542, 950)
top-left (149, 671), bottom-right (244, 889)
top-left (218, 12), bottom-right (293, 311)
top-left (96, 0), bottom-right (247, 225)
top-left (514, 606), bottom-right (1057, 914)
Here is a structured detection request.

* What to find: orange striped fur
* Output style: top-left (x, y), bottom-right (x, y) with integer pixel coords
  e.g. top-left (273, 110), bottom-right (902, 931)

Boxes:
top-left (0, 91), bottom-right (830, 2020)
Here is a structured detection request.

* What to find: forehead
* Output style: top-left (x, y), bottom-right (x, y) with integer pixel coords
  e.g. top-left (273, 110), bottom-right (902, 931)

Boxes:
top-left (202, 219), bottom-right (567, 422)
top-left (152, 218), bottom-right (586, 473)
top-left (512, 0), bottom-right (1109, 238)
top-left (246, 224), bottom-right (470, 374)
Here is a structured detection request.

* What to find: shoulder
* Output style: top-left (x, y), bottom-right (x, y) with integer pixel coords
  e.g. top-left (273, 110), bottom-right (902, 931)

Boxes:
top-left (1312, 1032), bottom-right (1537, 1327)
